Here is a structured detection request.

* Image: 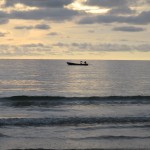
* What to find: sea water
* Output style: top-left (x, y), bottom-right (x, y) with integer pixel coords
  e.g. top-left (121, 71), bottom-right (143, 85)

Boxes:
top-left (0, 59), bottom-right (150, 150)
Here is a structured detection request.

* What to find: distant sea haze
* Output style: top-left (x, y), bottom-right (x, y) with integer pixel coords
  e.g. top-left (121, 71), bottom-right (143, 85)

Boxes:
top-left (0, 59), bottom-right (150, 149)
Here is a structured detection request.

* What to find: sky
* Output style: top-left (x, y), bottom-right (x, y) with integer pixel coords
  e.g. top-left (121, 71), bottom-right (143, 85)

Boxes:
top-left (0, 0), bottom-right (150, 60)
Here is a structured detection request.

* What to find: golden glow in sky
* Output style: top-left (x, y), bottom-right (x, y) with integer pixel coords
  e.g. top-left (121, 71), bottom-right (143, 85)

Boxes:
top-left (0, 0), bottom-right (150, 60)
top-left (67, 1), bottom-right (109, 14)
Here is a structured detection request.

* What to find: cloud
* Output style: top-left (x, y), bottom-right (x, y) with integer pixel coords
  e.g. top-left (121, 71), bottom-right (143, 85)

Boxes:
top-left (0, 43), bottom-right (52, 56)
top-left (47, 32), bottom-right (59, 36)
top-left (0, 18), bottom-right (8, 24)
top-left (1, 42), bottom-right (150, 57)
top-left (1, 0), bottom-right (78, 23)
top-left (113, 26), bottom-right (146, 32)
top-left (52, 42), bottom-right (150, 52)
top-left (83, 0), bottom-right (150, 10)
top-left (21, 43), bottom-right (48, 48)
top-left (108, 7), bottom-right (136, 15)
top-left (52, 42), bottom-right (132, 52)
top-left (4, 0), bottom-right (74, 8)
top-left (9, 8), bottom-right (79, 21)
top-left (84, 0), bottom-right (134, 8)
top-left (0, 10), bottom-right (7, 17)
top-left (0, 11), bottom-right (9, 24)
top-left (53, 42), bottom-right (69, 47)
top-left (35, 24), bottom-right (50, 30)
top-left (15, 24), bottom-right (50, 30)
top-left (78, 11), bottom-right (150, 25)
top-left (78, 0), bottom-right (150, 26)
top-left (135, 44), bottom-right (150, 52)
top-left (14, 25), bottom-right (33, 30)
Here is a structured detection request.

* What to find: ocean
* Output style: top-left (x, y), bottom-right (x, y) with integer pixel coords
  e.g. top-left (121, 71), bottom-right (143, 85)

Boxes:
top-left (0, 59), bottom-right (150, 150)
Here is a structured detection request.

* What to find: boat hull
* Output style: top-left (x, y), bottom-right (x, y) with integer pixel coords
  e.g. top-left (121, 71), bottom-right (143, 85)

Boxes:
top-left (67, 62), bottom-right (88, 66)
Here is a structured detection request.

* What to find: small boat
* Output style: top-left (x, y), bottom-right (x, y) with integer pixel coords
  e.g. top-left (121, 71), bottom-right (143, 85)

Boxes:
top-left (67, 62), bottom-right (88, 66)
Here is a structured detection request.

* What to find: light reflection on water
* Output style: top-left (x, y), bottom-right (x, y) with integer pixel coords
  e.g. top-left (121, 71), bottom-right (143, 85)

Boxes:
top-left (0, 59), bottom-right (150, 97)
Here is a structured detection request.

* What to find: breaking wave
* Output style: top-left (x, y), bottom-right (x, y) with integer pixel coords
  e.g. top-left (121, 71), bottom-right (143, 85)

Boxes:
top-left (74, 135), bottom-right (150, 140)
top-left (0, 95), bottom-right (150, 107)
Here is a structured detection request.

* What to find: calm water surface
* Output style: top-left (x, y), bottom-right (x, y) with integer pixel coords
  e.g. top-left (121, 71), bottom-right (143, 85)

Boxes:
top-left (0, 59), bottom-right (150, 97)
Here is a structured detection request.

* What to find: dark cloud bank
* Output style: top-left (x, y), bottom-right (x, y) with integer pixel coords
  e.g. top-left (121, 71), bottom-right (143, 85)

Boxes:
top-left (1, 0), bottom-right (150, 31)
top-left (4, 0), bottom-right (74, 8)
top-left (1, 0), bottom-right (78, 22)
top-left (0, 0), bottom-right (149, 52)
top-left (78, 11), bottom-right (150, 25)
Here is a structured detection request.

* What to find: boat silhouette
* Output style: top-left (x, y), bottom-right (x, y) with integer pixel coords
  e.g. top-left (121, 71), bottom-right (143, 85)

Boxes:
top-left (67, 62), bottom-right (88, 66)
